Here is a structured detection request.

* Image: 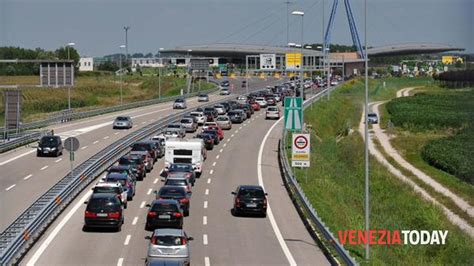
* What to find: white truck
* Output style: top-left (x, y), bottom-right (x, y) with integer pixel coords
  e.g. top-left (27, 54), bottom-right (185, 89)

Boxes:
top-left (164, 138), bottom-right (206, 175)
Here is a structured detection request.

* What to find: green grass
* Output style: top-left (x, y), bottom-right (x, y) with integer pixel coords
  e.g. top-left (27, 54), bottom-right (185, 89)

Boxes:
top-left (293, 77), bottom-right (474, 265)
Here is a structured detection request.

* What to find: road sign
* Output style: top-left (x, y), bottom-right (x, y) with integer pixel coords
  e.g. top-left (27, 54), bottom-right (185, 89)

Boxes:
top-left (285, 53), bottom-right (302, 70)
top-left (292, 133), bottom-right (310, 167)
top-left (4, 90), bottom-right (22, 132)
top-left (64, 137), bottom-right (80, 152)
top-left (40, 62), bottom-right (75, 87)
top-left (284, 97), bottom-right (303, 131)
top-left (260, 54), bottom-right (276, 70)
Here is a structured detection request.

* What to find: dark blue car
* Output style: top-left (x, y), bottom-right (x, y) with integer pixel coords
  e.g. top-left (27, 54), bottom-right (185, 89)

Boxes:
top-left (104, 173), bottom-right (136, 200)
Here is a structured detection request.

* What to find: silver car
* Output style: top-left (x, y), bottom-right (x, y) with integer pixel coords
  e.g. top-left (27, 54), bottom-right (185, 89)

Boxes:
top-left (179, 118), bottom-right (197, 133)
top-left (214, 104), bottom-right (226, 115)
top-left (368, 113), bottom-right (379, 124)
top-left (113, 116), bottom-right (133, 129)
top-left (220, 88), bottom-right (230, 95)
top-left (173, 98), bottom-right (187, 109)
top-left (215, 115), bottom-right (232, 130)
top-left (146, 229), bottom-right (193, 263)
top-left (189, 112), bottom-right (205, 125)
top-left (197, 94), bottom-right (209, 102)
top-left (165, 176), bottom-right (192, 192)
top-left (166, 123), bottom-right (186, 138)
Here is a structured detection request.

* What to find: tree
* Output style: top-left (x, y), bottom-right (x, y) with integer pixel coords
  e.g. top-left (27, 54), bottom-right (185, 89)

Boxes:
top-left (55, 46), bottom-right (80, 67)
top-left (97, 61), bottom-right (119, 72)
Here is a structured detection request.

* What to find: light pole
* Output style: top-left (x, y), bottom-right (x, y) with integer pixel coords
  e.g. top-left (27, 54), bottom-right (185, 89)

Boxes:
top-left (123, 26), bottom-right (130, 67)
top-left (119, 44), bottom-right (126, 105)
top-left (326, 46), bottom-right (330, 100)
top-left (187, 49), bottom-right (192, 94)
top-left (159, 47), bottom-right (164, 99)
top-left (66, 42), bottom-right (75, 110)
top-left (292, 10), bottom-right (304, 125)
top-left (364, 0), bottom-right (370, 260)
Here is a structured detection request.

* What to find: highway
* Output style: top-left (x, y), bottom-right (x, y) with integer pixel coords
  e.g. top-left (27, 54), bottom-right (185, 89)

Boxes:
top-left (16, 80), bottom-right (330, 265)
top-left (0, 77), bottom-right (281, 232)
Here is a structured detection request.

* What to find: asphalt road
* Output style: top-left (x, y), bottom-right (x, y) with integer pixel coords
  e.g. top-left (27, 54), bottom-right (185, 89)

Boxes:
top-left (20, 84), bottom-right (330, 265)
top-left (0, 77), bottom-right (282, 232)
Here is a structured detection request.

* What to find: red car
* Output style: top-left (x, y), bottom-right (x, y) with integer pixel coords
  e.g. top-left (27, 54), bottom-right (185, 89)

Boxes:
top-left (249, 102), bottom-right (261, 111)
top-left (206, 125), bottom-right (224, 140)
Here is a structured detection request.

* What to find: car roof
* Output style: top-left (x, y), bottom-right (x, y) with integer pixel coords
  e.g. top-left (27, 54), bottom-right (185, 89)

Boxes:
top-left (106, 173), bottom-right (128, 179)
top-left (152, 199), bottom-right (179, 205)
top-left (154, 228), bottom-right (185, 236)
top-left (110, 165), bottom-right (131, 170)
top-left (166, 175), bottom-right (188, 181)
top-left (90, 193), bottom-right (118, 199)
top-left (95, 182), bottom-right (121, 188)
top-left (239, 185), bottom-right (264, 190)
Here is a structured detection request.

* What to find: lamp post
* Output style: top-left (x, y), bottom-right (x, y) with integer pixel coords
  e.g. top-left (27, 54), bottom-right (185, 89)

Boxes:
top-left (123, 26), bottom-right (130, 67)
top-left (187, 49), bottom-right (192, 94)
top-left (292, 10), bottom-right (304, 128)
top-left (66, 42), bottom-right (75, 110)
top-left (119, 44), bottom-right (126, 105)
top-left (364, 0), bottom-right (370, 260)
top-left (159, 47), bottom-right (164, 99)
top-left (326, 47), bottom-right (330, 100)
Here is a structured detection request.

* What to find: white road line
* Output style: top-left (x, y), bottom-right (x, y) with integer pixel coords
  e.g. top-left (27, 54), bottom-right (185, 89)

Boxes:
top-left (223, 143), bottom-right (227, 147)
top-left (142, 121), bottom-right (146, 124)
top-left (26, 190), bottom-right (93, 265)
top-left (209, 170), bottom-right (214, 175)
top-left (207, 178), bottom-right (211, 184)
top-left (55, 158), bottom-right (63, 163)
top-left (203, 201), bottom-right (208, 209)
top-left (216, 155), bottom-right (220, 159)
top-left (23, 174), bottom-right (33, 180)
top-left (203, 234), bottom-right (208, 245)
top-left (117, 258), bottom-right (124, 266)
top-left (40, 165), bottom-right (48, 170)
top-left (205, 189), bottom-right (209, 195)
top-left (114, 132), bottom-right (119, 135)
top-left (93, 140), bottom-right (99, 144)
top-left (219, 149), bottom-right (223, 153)
top-left (0, 149), bottom-right (36, 166)
top-left (227, 139), bottom-right (230, 143)
top-left (154, 178), bottom-right (158, 184)
top-left (235, 130), bottom-right (239, 133)
top-left (205, 257), bottom-right (210, 266)
top-left (239, 126), bottom-right (243, 130)
top-left (5, 184), bottom-right (16, 191)
top-left (103, 136), bottom-right (109, 140)
top-left (81, 146), bottom-right (88, 150)
top-left (212, 162), bottom-right (216, 166)
top-left (124, 235), bottom-right (131, 245)
top-left (257, 116), bottom-right (297, 266)
top-left (132, 216), bottom-right (138, 225)
top-left (140, 201), bottom-right (146, 208)
top-left (147, 188), bottom-right (153, 195)
top-left (203, 216), bottom-right (208, 225)
top-left (231, 134), bottom-right (235, 137)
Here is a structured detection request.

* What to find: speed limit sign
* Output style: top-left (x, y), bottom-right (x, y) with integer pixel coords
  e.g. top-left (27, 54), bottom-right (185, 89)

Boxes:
top-left (292, 133), bottom-right (310, 167)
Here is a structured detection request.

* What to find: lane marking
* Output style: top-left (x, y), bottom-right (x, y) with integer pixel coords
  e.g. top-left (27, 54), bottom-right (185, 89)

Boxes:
top-left (147, 188), bottom-right (153, 195)
top-left (55, 158), bottom-right (63, 163)
top-left (81, 146), bottom-right (88, 150)
top-left (103, 136), bottom-right (110, 140)
top-left (203, 234), bottom-right (208, 245)
top-left (203, 216), bottom-right (208, 225)
top-left (223, 143), bottom-right (227, 147)
top-left (153, 178), bottom-right (158, 184)
top-left (114, 132), bottom-right (120, 135)
top-left (141, 121), bottom-right (146, 124)
top-left (205, 189), bottom-right (209, 195)
top-left (40, 165), bottom-right (48, 171)
top-left (140, 201), bottom-right (146, 208)
top-left (231, 134), bottom-right (235, 138)
top-left (124, 234), bottom-right (131, 245)
top-left (227, 139), bottom-right (230, 143)
top-left (209, 170), bottom-right (214, 175)
top-left (207, 178), bottom-right (211, 184)
top-left (93, 140), bottom-right (99, 144)
top-left (132, 216), bottom-right (138, 225)
top-left (219, 149), bottom-right (223, 153)
top-left (212, 162), bottom-right (216, 167)
top-left (257, 116), bottom-right (297, 266)
top-left (239, 126), bottom-right (243, 130)
top-left (5, 184), bottom-right (16, 191)
top-left (203, 201), bottom-right (208, 209)
top-left (216, 155), bottom-right (220, 159)
top-left (0, 149), bottom-right (36, 166)
top-left (26, 190), bottom-right (93, 265)
top-left (235, 130), bottom-right (239, 133)
top-left (205, 257), bottom-right (210, 266)
top-left (117, 258), bottom-right (124, 266)
top-left (23, 174), bottom-right (33, 180)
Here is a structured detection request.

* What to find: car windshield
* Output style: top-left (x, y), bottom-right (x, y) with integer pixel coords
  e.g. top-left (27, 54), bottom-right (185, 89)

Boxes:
top-left (190, 113), bottom-right (200, 117)
top-left (216, 117), bottom-right (228, 121)
top-left (239, 188), bottom-right (265, 198)
top-left (86, 198), bottom-right (120, 212)
top-left (131, 144), bottom-right (149, 151)
top-left (228, 111), bottom-right (237, 116)
top-left (152, 203), bottom-right (179, 212)
top-left (105, 177), bottom-right (126, 186)
top-left (116, 117), bottom-right (128, 121)
top-left (175, 99), bottom-right (184, 103)
top-left (199, 94), bottom-right (207, 97)
top-left (268, 107), bottom-right (278, 111)
top-left (93, 186), bottom-right (120, 194)
top-left (368, 113), bottom-right (377, 117)
top-left (168, 124), bottom-right (181, 129)
top-left (160, 188), bottom-right (185, 197)
top-left (119, 157), bottom-right (139, 165)
top-left (180, 119), bottom-right (191, 124)
top-left (40, 137), bottom-right (59, 146)
top-left (152, 235), bottom-right (183, 246)
top-left (169, 164), bottom-right (193, 172)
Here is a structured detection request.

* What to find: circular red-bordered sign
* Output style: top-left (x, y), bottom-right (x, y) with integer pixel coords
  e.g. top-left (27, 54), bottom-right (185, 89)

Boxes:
top-left (294, 135), bottom-right (308, 149)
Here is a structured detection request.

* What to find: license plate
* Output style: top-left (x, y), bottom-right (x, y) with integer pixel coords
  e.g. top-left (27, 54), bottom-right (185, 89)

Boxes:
top-left (43, 151), bottom-right (49, 153)
top-left (97, 213), bottom-right (107, 217)
top-left (159, 215), bottom-right (171, 219)
top-left (247, 203), bottom-right (257, 208)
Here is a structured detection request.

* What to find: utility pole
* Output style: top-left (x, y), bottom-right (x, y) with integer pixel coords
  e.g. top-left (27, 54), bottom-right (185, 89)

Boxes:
top-left (285, 1), bottom-right (293, 46)
top-left (364, 0), bottom-right (370, 260)
top-left (123, 26), bottom-right (130, 67)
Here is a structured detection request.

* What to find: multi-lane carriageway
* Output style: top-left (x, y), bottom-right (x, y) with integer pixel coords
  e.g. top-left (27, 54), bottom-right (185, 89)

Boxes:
top-left (1, 77), bottom-right (329, 265)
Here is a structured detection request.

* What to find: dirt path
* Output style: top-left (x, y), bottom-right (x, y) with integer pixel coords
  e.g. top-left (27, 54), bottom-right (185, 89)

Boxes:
top-left (358, 89), bottom-right (474, 237)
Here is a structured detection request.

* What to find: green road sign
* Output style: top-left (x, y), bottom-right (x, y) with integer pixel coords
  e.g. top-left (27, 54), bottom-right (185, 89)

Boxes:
top-left (284, 97), bottom-right (303, 131)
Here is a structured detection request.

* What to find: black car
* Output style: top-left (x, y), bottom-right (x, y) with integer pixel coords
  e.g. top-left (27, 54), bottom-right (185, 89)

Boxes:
top-left (37, 135), bottom-right (63, 157)
top-left (202, 130), bottom-right (220, 145)
top-left (108, 165), bottom-right (137, 183)
top-left (232, 185), bottom-right (268, 217)
top-left (118, 155), bottom-right (146, 180)
top-left (84, 193), bottom-right (124, 231)
top-left (155, 186), bottom-right (191, 216)
top-left (220, 102), bottom-right (231, 112)
top-left (195, 133), bottom-right (215, 150)
top-left (204, 107), bottom-right (218, 117)
top-left (146, 199), bottom-right (183, 230)
top-left (203, 110), bottom-right (215, 122)
top-left (228, 111), bottom-right (244, 124)
top-left (147, 140), bottom-right (165, 158)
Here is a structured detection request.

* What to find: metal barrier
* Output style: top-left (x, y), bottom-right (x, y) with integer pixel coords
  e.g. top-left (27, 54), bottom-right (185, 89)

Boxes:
top-left (0, 131), bottom-right (48, 153)
top-left (278, 88), bottom-right (358, 265)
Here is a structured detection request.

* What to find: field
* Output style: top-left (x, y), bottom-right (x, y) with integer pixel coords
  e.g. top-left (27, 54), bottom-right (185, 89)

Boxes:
top-left (292, 77), bottom-right (474, 265)
top-left (0, 74), bottom-right (214, 124)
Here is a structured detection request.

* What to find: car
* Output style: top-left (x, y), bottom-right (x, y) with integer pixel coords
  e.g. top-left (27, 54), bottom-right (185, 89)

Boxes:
top-left (228, 110), bottom-right (245, 123)
top-left (151, 134), bottom-right (167, 147)
top-left (220, 88), bottom-right (230, 95)
top-left (240, 105), bottom-right (252, 119)
top-left (107, 165), bottom-right (137, 183)
top-left (266, 98), bottom-right (276, 106)
top-left (131, 141), bottom-right (158, 162)
top-left (232, 185), bottom-right (268, 217)
top-left (145, 257), bottom-right (189, 266)
top-left (180, 118), bottom-right (198, 133)
top-left (236, 95), bottom-right (247, 104)
top-left (146, 229), bottom-right (193, 263)
top-left (118, 154), bottom-right (146, 180)
top-left (220, 80), bottom-right (230, 87)
top-left (265, 106), bottom-right (281, 119)
top-left (240, 103), bottom-right (254, 114)
top-left (204, 107), bottom-right (218, 118)
top-left (155, 186), bottom-right (191, 216)
top-left (183, 115), bottom-right (198, 125)
top-left (130, 151), bottom-right (154, 173)
top-left (214, 104), bottom-right (226, 115)
top-left (202, 130), bottom-right (220, 145)
top-left (173, 98), bottom-right (187, 109)
top-left (368, 113), bottom-right (379, 124)
top-left (206, 125), bottom-right (224, 140)
top-left (163, 163), bottom-right (197, 185)
top-left (202, 121), bottom-right (218, 130)
top-left (197, 94), bottom-right (209, 102)
top-left (163, 130), bottom-right (181, 139)
top-left (166, 123), bottom-right (186, 138)
top-left (249, 101), bottom-right (261, 111)
top-left (215, 115), bottom-right (232, 130)
top-left (84, 193), bottom-right (124, 231)
top-left (104, 172), bottom-right (136, 200)
top-left (189, 112), bottom-right (206, 125)
top-left (255, 97), bottom-right (267, 108)
top-left (194, 133), bottom-right (214, 150)
top-left (92, 182), bottom-right (128, 209)
top-left (220, 102), bottom-right (231, 112)
top-left (241, 80), bottom-right (247, 87)
top-left (146, 199), bottom-right (184, 230)
top-left (146, 140), bottom-right (165, 158)
top-left (113, 116), bottom-right (133, 129)
top-left (165, 176), bottom-right (192, 193)
top-left (203, 110), bottom-right (215, 122)
top-left (37, 135), bottom-right (63, 157)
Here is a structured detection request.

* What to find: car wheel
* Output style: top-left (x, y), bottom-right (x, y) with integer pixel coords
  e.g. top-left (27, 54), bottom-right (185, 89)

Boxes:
top-left (233, 208), bottom-right (240, 216)
top-left (145, 223), bottom-right (152, 231)
top-left (124, 202), bottom-right (128, 209)
top-left (117, 224), bottom-right (122, 232)
top-left (184, 210), bottom-right (189, 217)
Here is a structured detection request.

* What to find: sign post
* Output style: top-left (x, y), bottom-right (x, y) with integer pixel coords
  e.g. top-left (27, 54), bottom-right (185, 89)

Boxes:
top-left (64, 137), bottom-right (80, 178)
top-left (259, 54), bottom-right (276, 70)
top-left (284, 97), bottom-right (303, 131)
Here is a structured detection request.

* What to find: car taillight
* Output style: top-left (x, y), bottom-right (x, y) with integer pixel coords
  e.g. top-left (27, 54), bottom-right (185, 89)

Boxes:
top-left (263, 198), bottom-right (268, 208)
top-left (151, 236), bottom-right (158, 244)
top-left (173, 212), bottom-right (183, 218)
top-left (180, 198), bottom-right (189, 204)
top-left (181, 237), bottom-right (187, 245)
top-left (117, 194), bottom-right (122, 201)
top-left (235, 197), bottom-right (241, 207)
top-left (108, 212), bottom-right (121, 219)
top-left (148, 211), bottom-right (157, 218)
top-left (186, 173), bottom-right (192, 178)
top-left (85, 211), bottom-right (96, 218)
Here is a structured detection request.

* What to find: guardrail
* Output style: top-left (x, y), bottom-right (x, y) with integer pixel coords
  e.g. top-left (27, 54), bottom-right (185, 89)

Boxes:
top-left (278, 88), bottom-right (358, 265)
top-left (0, 131), bottom-right (48, 153)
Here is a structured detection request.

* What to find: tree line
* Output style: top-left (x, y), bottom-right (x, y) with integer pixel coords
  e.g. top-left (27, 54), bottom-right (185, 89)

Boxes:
top-left (433, 70), bottom-right (474, 88)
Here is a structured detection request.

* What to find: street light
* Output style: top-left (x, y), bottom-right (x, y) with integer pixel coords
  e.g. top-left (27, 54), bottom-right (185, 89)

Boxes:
top-left (363, 0), bottom-right (370, 260)
top-left (292, 10), bottom-right (304, 131)
top-left (158, 47), bottom-right (164, 99)
top-left (66, 42), bottom-right (75, 110)
top-left (305, 45), bottom-right (312, 49)
top-left (187, 49), bottom-right (192, 94)
top-left (119, 44), bottom-right (126, 105)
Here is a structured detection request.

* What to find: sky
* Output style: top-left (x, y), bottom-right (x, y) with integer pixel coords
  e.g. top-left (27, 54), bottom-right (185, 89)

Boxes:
top-left (0, 0), bottom-right (472, 57)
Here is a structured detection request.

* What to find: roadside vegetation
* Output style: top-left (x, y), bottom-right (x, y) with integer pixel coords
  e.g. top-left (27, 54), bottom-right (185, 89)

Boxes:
top-left (292, 77), bottom-right (474, 265)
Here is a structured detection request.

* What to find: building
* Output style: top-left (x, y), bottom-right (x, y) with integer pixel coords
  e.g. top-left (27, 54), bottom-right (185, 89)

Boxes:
top-left (442, 56), bottom-right (463, 65)
top-left (131, 57), bottom-right (219, 69)
top-left (79, 57), bottom-right (94, 71)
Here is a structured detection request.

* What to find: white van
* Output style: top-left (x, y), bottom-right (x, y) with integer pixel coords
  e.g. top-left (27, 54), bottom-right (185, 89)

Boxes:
top-left (164, 138), bottom-right (206, 175)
